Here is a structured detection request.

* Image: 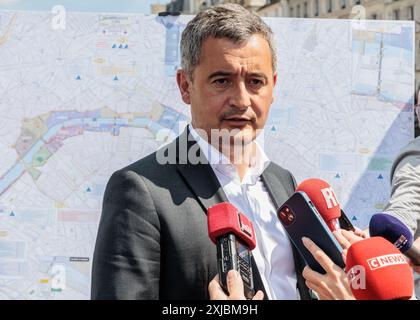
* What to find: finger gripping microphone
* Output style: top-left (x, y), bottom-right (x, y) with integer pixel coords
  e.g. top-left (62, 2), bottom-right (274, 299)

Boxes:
top-left (346, 237), bottom-right (414, 300)
top-left (296, 178), bottom-right (343, 232)
top-left (208, 202), bottom-right (256, 299)
top-left (369, 213), bottom-right (420, 266)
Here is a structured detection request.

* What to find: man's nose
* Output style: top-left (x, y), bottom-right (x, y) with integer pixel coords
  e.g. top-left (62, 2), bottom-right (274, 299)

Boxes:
top-left (229, 82), bottom-right (251, 110)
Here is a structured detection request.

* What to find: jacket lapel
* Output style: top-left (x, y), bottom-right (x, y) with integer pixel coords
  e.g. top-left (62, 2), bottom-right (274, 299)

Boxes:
top-left (175, 127), bottom-right (229, 212)
top-left (260, 163), bottom-right (291, 209)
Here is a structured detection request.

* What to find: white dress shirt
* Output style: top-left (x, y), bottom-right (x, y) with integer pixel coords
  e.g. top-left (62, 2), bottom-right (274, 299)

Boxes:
top-left (188, 125), bottom-right (299, 300)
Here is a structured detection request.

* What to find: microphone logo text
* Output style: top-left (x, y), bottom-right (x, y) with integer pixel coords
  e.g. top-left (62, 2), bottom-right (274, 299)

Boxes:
top-left (320, 187), bottom-right (339, 209)
top-left (367, 254), bottom-right (408, 270)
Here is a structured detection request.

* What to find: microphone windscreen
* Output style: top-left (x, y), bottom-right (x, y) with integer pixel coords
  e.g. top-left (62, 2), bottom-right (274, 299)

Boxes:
top-left (295, 178), bottom-right (341, 221)
top-left (208, 202), bottom-right (256, 250)
top-left (346, 237), bottom-right (414, 300)
top-left (369, 213), bottom-right (414, 253)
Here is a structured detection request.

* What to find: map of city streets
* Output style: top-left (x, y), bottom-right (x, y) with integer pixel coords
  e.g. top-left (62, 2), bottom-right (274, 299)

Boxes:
top-left (0, 11), bottom-right (415, 299)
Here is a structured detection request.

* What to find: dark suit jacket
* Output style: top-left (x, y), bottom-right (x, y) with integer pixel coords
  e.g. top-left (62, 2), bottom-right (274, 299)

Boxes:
top-left (91, 127), bottom-right (311, 300)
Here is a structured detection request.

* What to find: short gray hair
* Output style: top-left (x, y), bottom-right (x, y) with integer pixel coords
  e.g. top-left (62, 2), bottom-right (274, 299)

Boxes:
top-left (180, 3), bottom-right (277, 79)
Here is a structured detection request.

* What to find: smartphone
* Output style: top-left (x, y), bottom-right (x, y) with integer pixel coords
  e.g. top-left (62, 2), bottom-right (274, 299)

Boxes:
top-left (277, 191), bottom-right (346, 274)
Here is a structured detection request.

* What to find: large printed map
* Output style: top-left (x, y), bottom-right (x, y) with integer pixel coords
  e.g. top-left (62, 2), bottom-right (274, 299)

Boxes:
top-left (0, 11), bottom-right (414, 299)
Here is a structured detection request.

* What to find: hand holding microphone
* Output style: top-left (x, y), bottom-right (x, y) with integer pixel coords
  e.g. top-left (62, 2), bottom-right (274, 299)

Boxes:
top-left (289, 178), bottom-right (368, 299)
top-left (207, 202), bottom-right (259, 300)
top-left (412, 237), bottom-right (420, 273)
top-left (208, 270), bottom-right (264, 300)
top-left (301, 221), bottom-right (415, 300)
top-left (301, 229), bottom-right (364, 300)
top-left (296, 179), bottom-right (416, 299)
top-left (301, 235), bottom-right (355, 300)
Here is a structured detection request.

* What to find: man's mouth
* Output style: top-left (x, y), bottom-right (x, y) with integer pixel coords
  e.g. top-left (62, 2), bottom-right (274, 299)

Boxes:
top-left (224, 116), bottom-right (252, 121)
top-left (222, 117), bottom-right (253, 127)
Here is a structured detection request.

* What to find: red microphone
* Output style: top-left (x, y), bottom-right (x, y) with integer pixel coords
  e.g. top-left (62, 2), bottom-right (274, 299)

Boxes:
top-left (208, 202), bottom-right (256, 299)
top-left (346, 237), bottom-right (414, 300)
top-left (295, 178), bottom-right (342, 232)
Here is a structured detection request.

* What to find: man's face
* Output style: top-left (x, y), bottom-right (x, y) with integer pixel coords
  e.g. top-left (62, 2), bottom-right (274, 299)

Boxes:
top-left (177, 35), bottom-right (277, 147)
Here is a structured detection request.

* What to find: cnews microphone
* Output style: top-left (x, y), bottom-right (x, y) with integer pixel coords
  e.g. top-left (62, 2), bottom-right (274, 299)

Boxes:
top-left (369, 213), bottom-right (420, 266)
top-left (346, 237), bottom-right (414, 300)
top-left (295, 178), bottom-right (355, 232)
top-left (208, 202), bottom-right (256, 299)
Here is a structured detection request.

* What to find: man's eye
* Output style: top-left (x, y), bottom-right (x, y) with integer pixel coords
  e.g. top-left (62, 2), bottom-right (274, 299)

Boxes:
top-left (249, 79), bottom-right (264, 86)
top-left (213, 78), bottom-right (230, 85)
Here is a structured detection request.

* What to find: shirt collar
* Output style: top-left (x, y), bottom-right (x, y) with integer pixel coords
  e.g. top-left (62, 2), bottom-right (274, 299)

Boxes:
top-left (188, 124), bottom-right (270, 185)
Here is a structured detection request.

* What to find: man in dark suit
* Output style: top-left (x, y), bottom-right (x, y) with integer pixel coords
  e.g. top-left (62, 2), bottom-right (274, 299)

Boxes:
top-left (91, 3), bottom-right (311, 300)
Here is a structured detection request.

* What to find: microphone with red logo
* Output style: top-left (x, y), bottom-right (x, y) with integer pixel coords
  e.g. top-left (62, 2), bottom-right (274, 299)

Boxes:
top-left (345, 237), bottom-right (414, 300)
top-left (369, 213), bottom-right (420, 266)
top-left (208, 202), bottom-right (257, 299)
top-left (295, 178), bottom-right (355, 232)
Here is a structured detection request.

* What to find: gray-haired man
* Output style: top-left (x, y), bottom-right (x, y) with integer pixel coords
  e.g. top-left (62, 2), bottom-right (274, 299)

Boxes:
top-left (91, 4), bottom-right (311, 300)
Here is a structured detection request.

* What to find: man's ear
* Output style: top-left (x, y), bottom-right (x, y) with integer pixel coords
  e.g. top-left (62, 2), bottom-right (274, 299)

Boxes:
top-left (176, 70), bottom-right (191, 105)
top-left (273, 72), bottom-right (278, 87)
top-left (271, 72), bottom-right (278, 104)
